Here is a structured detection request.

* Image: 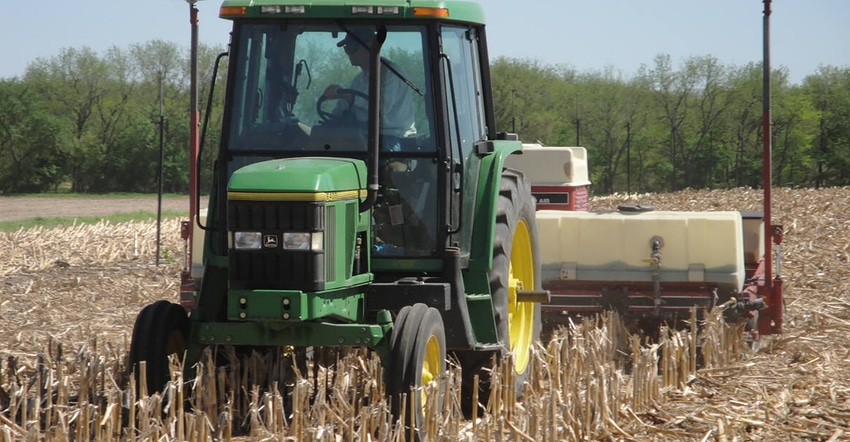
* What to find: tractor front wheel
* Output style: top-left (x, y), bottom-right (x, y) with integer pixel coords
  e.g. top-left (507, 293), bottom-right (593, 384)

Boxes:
top-left (128, 300), bottom-right (190, 395)
top-left (388, 303), bottom-right (446, 440)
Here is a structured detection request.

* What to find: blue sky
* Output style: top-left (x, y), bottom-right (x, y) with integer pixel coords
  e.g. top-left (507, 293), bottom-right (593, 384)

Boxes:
top-left (2, 0), bottom-right (848, 85)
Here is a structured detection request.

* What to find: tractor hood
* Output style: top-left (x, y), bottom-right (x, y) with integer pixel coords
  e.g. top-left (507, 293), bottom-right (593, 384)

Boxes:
top-left (228, 157), bottom-right (367, 198)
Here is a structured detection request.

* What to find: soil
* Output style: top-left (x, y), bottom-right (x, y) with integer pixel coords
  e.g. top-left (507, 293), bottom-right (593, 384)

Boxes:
top-left (0, 195), bottom-right (190, 222)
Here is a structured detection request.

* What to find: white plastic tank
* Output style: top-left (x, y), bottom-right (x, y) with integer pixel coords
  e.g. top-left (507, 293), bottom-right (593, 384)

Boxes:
top-left (536, 209), bottom-right (746, 296)
top-left (506, 145), bottom-right (591, 187)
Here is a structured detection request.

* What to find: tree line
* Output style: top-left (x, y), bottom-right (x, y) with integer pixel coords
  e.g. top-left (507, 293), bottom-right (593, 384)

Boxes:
top-left (0, 41), bottom-right (847, 195)
top-left (490, 56), bottom-right (850, 194)
top-left (0, 41), bottom-right (224, 194)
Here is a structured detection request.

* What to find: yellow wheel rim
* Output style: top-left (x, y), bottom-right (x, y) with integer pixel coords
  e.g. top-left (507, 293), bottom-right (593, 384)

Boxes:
top-left (420, 334), bottom-right (442, 409)
top-left (508, 219), bottom-right (535, 375)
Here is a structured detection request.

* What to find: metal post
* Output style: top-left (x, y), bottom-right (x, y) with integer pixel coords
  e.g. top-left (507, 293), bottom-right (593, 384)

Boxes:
top-left (511, 89), bottom-right (516, 133)
top-left (188, 2), bottom-right (200, 267)
top-left (762, 0), bottom-right (772, 289)
top-left (574, 93), bottom-right (580, 146)
top-left (670, 120), bottom-right (676, 191)
top-left (626, 122), bottom-right (631, 196)
top-left (156, 72), bottom-right (165, 266)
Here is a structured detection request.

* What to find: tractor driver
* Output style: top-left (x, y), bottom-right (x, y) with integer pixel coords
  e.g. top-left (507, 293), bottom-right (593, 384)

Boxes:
top-left (322, 29), bottom-right (417, 150)
top-left (323, 29), bottom-right (434, 255)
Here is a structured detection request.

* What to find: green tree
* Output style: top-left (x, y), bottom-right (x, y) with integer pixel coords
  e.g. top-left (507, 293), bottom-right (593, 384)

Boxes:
top-left (577, 68), bottom-right (648, 194)
top-left (0, 80), bottom-right (64, 193)
top-left (676, 55), bottom-right (734, 189)
top-left (771, 69), bottom-right (815, 187)
top-left (490, 57), bottom-right (577, 144)
top-left (803, 66), bottom-right (850, 187)
top-left (25, 47), bottom-right (113, 192)
top-left (723, 62), bottom-right (764, 188)
top-left (640, 54), bottom-right (700, 191)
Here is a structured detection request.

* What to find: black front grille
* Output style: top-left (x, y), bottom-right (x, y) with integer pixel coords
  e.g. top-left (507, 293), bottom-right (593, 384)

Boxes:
top-left (228, 200), bottom-right (324, 231)
top-left (228, 200), bottom-right (325, 291)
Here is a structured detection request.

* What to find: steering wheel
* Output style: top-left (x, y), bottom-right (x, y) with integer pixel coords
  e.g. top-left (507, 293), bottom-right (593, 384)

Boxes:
top-left (316, 88), bottom-right (369, 124)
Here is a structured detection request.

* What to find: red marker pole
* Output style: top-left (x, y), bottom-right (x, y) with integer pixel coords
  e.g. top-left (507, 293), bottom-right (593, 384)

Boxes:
top-left (180, 1), bottom-right (202, 308)
top-left (189, 2), bottom-right (200, 259)
top-left (762, 0), bottom-right (772, 291)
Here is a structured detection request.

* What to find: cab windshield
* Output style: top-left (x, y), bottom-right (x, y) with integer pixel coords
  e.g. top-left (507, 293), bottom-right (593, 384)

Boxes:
top-left (226, 23), bottom-right (435, 155)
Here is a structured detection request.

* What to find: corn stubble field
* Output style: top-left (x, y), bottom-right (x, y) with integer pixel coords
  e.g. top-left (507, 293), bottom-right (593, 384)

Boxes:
top-left (1, 187), bottom-right (849, 441)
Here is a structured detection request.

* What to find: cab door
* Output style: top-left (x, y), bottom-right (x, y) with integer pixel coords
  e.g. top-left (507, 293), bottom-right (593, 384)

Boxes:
top-left (440, 25), bottom-right (488, 255)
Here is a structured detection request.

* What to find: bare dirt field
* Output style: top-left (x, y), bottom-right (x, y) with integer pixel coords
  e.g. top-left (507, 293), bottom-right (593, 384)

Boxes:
top-left (1, 188), bottom-right (850, 440)
top-left (0, 195), bottom-right (189, 222)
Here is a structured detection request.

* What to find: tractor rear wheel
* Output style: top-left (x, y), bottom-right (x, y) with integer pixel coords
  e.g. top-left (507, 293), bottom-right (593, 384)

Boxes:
top-left (128, 300), bottom-right (190, 395)
top-left (388, 303), bottom-right (446, 440)
top-left (460, 168), bottom-right (542, 415)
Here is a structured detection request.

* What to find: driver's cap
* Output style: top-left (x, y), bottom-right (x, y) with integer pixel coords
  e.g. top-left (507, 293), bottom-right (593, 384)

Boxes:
top-left (337, 29), bottom-right (376, 48)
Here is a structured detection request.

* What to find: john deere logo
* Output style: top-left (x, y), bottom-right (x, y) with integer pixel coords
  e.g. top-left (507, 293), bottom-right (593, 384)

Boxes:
top-left (263, 234), bottom-right (279, 248)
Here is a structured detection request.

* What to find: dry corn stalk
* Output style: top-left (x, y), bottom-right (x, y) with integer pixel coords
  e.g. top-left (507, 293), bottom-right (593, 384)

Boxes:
top-left (3, 187), bottom-right (850, 439)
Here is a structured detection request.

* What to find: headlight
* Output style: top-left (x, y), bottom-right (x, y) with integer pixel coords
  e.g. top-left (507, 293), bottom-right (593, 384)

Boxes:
top-left (234, 231), bottom-right (262, 250)
top-left (283, 232), bottom-right (324, 251)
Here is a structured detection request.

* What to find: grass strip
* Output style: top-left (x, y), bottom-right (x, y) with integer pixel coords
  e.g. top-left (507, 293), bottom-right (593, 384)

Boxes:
top-left (0, 210), bottom-right (187, 231)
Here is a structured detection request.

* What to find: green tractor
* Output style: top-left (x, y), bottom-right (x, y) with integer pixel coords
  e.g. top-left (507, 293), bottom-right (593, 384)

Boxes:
top-left (129, 0), bottom-right (545, 435)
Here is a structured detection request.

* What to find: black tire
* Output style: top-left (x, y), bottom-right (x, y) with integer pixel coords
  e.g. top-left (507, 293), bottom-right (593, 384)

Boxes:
top-left (459, 168), bottom-right (542, 415)
top-left (128, 300), bottom-right (190, 395)
top-left (274, 346), bottom-right (309, 418)
top-left (387, 305), bottom-right (412, 399)
top-left (388, 304), bottom-right (425, 416)
top-left (388, 304), bottom-right (446, 440)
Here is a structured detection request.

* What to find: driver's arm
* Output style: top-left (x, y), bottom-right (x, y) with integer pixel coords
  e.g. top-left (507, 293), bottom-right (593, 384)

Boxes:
top-left (323, 84), bottom-right (343, 99)
top-left (324, 84), bottom-right (361, 104)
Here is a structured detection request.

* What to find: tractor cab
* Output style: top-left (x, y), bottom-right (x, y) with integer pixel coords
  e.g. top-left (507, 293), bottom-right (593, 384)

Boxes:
top-left (213, 10), bottom-right (493, 267)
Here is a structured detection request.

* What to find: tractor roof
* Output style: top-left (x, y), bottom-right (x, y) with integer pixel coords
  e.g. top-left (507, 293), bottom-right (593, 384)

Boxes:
top-left (219, 0), bottom-right (486, 25)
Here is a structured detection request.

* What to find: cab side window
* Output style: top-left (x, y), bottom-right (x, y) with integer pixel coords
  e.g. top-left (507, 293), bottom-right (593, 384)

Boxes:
top-left (441, 26), bottom-right (486, 159)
